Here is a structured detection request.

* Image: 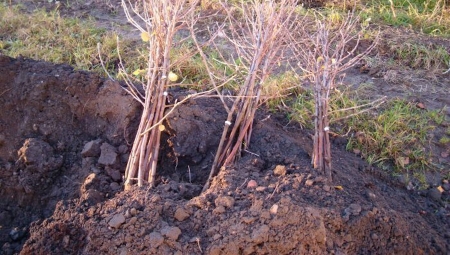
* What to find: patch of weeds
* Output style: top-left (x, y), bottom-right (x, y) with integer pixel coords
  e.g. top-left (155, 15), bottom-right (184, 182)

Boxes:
top-left (290, 86), bottom-right (359, 129)
top-left (290, 89), bottom-right (315, 129)
top-left (328, 88), bottom-right (362, 121)
top-left (427, 107), bottom-right (447, 125)
top-left (439, 135), bottom-right (450, 145)
top-left (321, 8), bottom-right (344, 24)
top-left (360, 0), bottom-right (450, 36)
top-left (412, 170), bottom-right (429, 189)
top-left (0, 5), bottom-right (143, 76)
top-left (170, 43), bottom-right (245, 91)
top-left (390, 42), bottom-right (450, 70)
top-left (346, 99), bottom-right (436, 176)
top-left (208, 49), bottom-right (245, 92)
top-left (262, 71), bottom-right (301, 109)
top-left (170, 44), bottom-right (208, 89)
top-left (200, 0), bottom-right (254, 10)
top-left (132, 38), bottom-right (245, 92)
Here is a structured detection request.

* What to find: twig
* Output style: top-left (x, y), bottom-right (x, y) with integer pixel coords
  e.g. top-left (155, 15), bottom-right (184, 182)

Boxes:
top-left (442, 61), bottom-right (450, 74)
top-left (389, 0), bottom-right (397, 19)
top-left (96, 42), bottom-right (114, 81)
top-left (139, 79), bottom-right (229, 136)
top-left (187, 165), bottom-right (192, 183)
top-left (0, 88), bottom-right (11, 98)
top-left (260, 115), bottom-right (271, 122)
top-left (244, 149), bottom-right (260, 157)
top-left (188, 20), bottom-right (230, 113)
top-left (331, 96), bottom-right (386, 122)
top-left (266, 182), bottom-right (280, 200)
top-left (196, 237), bottom-right (202, 253)
top-left (238, 178), bottom-right (249, 189)
top-left (328, 96), bottom-right (386, 115)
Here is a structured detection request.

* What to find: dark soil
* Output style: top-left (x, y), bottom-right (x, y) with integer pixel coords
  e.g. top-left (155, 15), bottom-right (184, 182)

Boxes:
top-left (1, 1), bottom-right (450, 254)
top-left (0, 53), bottom-right (449, 255)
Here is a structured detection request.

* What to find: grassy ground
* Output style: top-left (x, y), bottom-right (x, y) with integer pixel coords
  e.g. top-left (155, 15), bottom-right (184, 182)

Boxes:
top-left (359, 0), bottom-right (450, 36)
top-left (0, 4), bottom-right (144, 75)
top-left (0, 1), bottom-right (448, 188)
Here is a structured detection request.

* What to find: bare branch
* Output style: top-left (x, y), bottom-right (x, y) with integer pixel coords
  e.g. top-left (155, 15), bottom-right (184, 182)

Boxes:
top-left (203, 0), bottom-right (300, 191)
top-left (120, 0), bottom-right (200, 189)
top-left (294, 10), bottom-right (379, 182)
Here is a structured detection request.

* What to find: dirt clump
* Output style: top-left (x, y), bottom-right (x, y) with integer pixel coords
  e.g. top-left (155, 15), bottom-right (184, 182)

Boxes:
top-left (0, 54), bottom-right (140, 254)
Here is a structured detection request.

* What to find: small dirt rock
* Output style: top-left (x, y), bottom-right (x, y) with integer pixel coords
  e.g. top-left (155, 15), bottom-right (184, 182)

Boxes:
top-left (110, 182), bottom-right (121, 191)
top-left (441, 180), bottom-right (449, 191)
top-left (269, 204), bottom-right (278, 214)
top-left (256, 186), bottom-right (266, 192)
top-left (81, 189), bottom-right (104, 205)
top-left (305, 179), bottom-right (314, 186)
top-left (98, 142), bottom-right (118, 166)
top-left (213, 206), bottom-right (226, 215)
top-left (174, 208), bottom-right (190, 221)
top-left (345, 203), bottom-right (362, 216)
top-left (117, 144), bottom-right (128, 154)
top-left (251, 224), bottom-right (270, 244)
top-left (428, 187), bottom-right (442, 201)
top-left (148, 232), bottom-right (164, 248)
top-left (18, 138), bottom-right (53, 165)
top-left (9, 227), bottom-right (26, 241)
top-left (365, 191), bottom-right (377, 200)
top-left (108, 213), bottom-right (126, 228)
top-left (215, 195), bottom-right (235, 208)
top-left (247, 180), bottom-right (257, 188)
top-left (81, 140), bottom-right (101, 157)
top-left (161, 226), bottom-right (182, 241)
top-left (105, 166), bottom-right (121, 182)
top-left (273, 165), bottom-right (287, 176)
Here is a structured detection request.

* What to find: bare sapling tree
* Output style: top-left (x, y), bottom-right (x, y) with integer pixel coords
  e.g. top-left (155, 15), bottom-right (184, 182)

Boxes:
top-left (201, 0), bottom-right (299, 191)
top-left (295, 12), bottom-right (378, 181)
top-left (119, 0), bottom-right (199, 189)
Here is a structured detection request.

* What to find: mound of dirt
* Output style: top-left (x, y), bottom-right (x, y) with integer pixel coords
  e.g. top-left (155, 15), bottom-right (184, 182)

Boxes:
top-left (0, 55), bottom-right (449, 254)
top-left (0, 54), bottom-right (141, 254)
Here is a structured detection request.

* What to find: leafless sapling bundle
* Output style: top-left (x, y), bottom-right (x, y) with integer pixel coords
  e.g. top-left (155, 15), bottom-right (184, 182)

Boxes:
top-left (295, 12), bottom-right (378, 181)
top-left (202, 0), bottom-right (298, 190)
top-left (120, 0), bottom-right (199, 189)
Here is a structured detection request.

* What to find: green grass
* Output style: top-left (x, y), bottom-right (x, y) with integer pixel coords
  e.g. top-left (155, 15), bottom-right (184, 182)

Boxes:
top-left (290, 87), bottom-right (360, 129)
top-left (439, 135), bottom-right (450, 145)
top-left (346, 99), bottom-right (433, 171)
top-left (0, 2), bottom-right (243, 91)
top-left (358, 0), bottom-right (450, 36)
top-left (0, 5), bottom-right (143, 76)
top-left (262, 71), bottom-right (302, 109)
top-left (389, 42), bottom-right (450, 70)
top-left (323, 0), bottom-right (450, 72)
